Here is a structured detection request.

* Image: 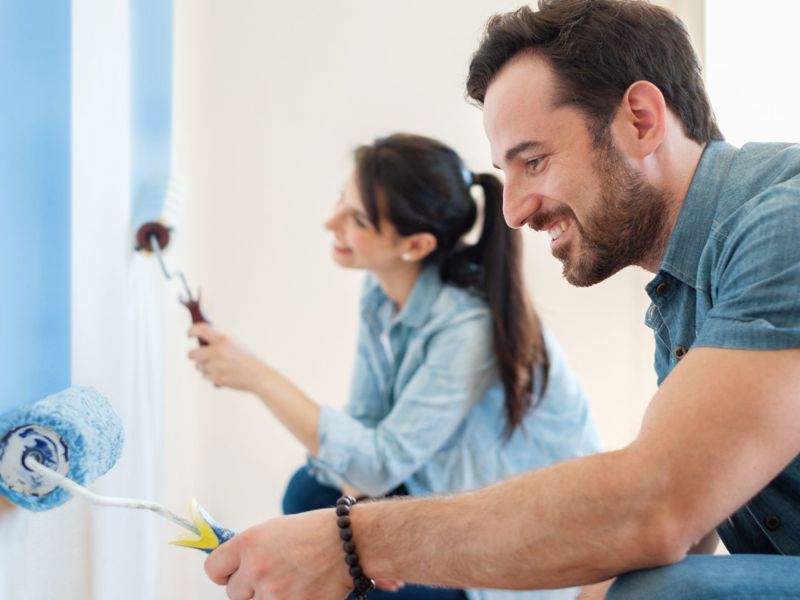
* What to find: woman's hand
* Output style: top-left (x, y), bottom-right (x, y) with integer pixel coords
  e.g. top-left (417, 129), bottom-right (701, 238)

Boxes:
top-left (188, 323), bottom-right (269, 393)
top-left (189, 323), bottom-right (322, 454)
top-left (340, 483), bottom-right (364, 499)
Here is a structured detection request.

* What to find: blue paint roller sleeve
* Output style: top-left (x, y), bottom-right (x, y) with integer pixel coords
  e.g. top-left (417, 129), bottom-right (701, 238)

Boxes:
top-left (0, 386), bottom-right (124, 511)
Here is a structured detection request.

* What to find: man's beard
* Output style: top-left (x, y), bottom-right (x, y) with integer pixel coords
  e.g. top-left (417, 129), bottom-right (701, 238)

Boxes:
top-left (549, 136), bottom-right (672, 287)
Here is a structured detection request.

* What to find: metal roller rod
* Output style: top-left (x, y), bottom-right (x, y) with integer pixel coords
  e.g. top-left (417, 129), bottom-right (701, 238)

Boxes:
top-left (26, 457), bottom-right (199, 535)
top-left (148, 233), bottom-right (196, 302)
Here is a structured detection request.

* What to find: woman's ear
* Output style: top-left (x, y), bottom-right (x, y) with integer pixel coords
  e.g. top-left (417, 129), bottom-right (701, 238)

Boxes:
top-left (613, 80), bottom-right (667, 159)
top-left (400, 232), bottom-right (437, 262)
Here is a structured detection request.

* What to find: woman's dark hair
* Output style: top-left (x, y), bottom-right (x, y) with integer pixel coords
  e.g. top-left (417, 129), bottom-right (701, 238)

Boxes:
top-left (467, 0), bottom-right (723, 144)
top-left (354, 133), bottom-right (547, 434)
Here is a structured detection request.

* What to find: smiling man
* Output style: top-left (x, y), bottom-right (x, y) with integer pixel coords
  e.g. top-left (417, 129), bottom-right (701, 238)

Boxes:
top-left (203, 2), bottom-right (800, 599)
top-left (481, 55), bottom-right (681, 288)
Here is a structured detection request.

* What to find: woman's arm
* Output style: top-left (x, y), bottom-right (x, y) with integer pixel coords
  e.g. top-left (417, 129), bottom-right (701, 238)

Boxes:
top-left (188, 323), bottom-right (321, 454)
top-left (189, 310), bottom-right (496, 496)
top-left (310, 313), bottom-right (497, 495)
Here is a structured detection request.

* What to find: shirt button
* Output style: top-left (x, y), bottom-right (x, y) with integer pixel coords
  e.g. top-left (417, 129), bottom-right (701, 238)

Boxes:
top-left (764, 515), bottom-right (782, 531)
top-left (674, 345), bottom-right (688, 360)
top-left (647, 304), bottom-right (657, 321)
top-left (656, 282), bottom-right (669, 296)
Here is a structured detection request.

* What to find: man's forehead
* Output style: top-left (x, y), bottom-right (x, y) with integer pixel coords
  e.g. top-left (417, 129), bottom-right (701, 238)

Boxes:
top-left (485, 53), bottom-right (557, 111)
top-left (483, 54), bottom-right (559, 164)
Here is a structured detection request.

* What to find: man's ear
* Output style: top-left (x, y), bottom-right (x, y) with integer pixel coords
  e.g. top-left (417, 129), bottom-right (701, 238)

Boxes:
top-left (614, 80), bottom-right (667, 158)
top-left (400, 232), bottom-right (438, 262)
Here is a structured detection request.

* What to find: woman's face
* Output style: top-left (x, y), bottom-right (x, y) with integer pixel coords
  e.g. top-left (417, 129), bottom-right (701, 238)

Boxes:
top-left (324, 171), bottom-right (406, 272)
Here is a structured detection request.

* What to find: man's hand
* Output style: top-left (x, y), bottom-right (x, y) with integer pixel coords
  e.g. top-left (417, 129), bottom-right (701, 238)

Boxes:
top-left (205, 509), bottom-right (351, 600)
top-left (577, 579), bottom-right (615, 600)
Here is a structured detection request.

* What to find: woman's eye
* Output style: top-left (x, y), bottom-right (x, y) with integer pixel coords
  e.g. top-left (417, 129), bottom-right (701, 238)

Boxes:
top-left (352, 212), bottom-right (367, 228)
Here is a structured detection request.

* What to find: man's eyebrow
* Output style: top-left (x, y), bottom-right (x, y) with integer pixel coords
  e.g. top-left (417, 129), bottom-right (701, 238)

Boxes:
top-left (493, 140), bottom-right (544, 169)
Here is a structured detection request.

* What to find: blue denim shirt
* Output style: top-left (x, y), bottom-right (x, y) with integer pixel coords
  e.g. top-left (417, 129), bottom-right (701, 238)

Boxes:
top-left (645, 140), bottom-right (800, 555)
top-left (309, 266), bottom-right (600, 600)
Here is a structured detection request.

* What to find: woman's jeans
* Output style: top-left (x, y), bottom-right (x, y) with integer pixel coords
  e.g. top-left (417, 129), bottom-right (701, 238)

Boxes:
top-left (283, 466), bottom-right (468, 600)
top-left (607, 554), bottom-right (800, 599)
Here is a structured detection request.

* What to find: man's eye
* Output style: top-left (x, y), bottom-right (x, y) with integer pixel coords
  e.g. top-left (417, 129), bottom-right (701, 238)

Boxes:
top-left (526, 156), bottom-right (547, 172)
top-left (525, 156), bottom-right (546, 174)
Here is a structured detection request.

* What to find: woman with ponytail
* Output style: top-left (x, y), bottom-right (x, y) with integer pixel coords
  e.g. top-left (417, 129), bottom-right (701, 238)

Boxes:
top-left (189, 134), bottom-right (599, 600)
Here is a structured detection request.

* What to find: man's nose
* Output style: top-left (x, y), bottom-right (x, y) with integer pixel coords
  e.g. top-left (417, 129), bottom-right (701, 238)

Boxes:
top-left (502, 177), bottom-right (540, 229)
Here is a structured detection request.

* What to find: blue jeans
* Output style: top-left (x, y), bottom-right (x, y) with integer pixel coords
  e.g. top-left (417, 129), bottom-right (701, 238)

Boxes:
top-left (283, 466), bottom-right (468, 600)
top-left (607, 554), bottom-right (800, 599)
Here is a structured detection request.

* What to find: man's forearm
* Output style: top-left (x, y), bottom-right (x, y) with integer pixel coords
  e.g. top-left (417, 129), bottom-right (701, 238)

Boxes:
top-left (354, 449), bottom-right (683, 590)
top-left (688, 530), bottom-right (719, 555)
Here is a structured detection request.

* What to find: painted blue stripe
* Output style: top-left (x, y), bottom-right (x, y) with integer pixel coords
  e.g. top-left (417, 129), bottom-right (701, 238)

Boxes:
top-left (131, 0), bottom-right (173, 218)
top-left (0, 2), bottom-right (72, 414)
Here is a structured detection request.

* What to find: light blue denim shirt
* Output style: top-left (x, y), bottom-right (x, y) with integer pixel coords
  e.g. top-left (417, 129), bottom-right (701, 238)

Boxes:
top-left (309, 266), bottom-right (600, 600)
top-left (644, 140), bottom-right (800, 556)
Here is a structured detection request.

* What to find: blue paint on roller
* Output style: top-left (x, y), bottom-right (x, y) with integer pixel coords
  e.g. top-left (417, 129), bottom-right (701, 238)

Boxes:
top-left (0, 386), bottom-right (124, 511)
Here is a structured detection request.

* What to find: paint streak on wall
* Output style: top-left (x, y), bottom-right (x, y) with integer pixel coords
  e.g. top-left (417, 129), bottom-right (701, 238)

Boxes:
top-left (0, 3), bottom-right (71, 415)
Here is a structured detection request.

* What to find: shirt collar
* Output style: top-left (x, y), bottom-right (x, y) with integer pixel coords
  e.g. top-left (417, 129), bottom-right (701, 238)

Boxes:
top-left (658, 140), bottom-right (739, 287)
top-left (361, 264), bottom-right (443, 329)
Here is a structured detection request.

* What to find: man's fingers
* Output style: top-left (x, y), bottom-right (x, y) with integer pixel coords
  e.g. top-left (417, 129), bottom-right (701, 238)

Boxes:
top-left (225, 570), bottom-right (256, 600)
top-left (204, 537), bottom-right (243, 586)
top-left (375, 579), bottom-right (405, 591)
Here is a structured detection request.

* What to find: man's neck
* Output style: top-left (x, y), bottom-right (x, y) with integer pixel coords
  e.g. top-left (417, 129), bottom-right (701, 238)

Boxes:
top-left (638, 135), bottom-right (707, 273)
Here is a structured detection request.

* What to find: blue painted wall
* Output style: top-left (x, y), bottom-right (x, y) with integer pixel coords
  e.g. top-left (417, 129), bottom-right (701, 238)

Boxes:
top-left (0, 3), bottom-right (72, 414)
top-left (131, 0), bottom-right (173, 219)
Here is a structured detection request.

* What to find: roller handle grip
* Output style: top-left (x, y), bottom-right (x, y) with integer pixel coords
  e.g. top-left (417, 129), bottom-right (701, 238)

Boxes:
top-left (182, 298), bottom-right (210, 346)
top-left (200, 525), bottom-right (237, 555)
top-left (180, 501), bottom-right (237, 554)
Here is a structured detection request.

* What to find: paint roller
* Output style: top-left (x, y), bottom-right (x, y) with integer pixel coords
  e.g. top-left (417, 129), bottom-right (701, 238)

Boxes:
top-left (0, 386), bottom-right (122, 511)
top-left (132, 179), bottom-right (210, 346)
top-left (0, 386), bottom-right (235, 553)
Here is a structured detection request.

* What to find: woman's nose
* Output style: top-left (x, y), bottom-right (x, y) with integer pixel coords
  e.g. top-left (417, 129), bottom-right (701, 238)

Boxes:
top-left (324, 205), bottom-right (343, 231)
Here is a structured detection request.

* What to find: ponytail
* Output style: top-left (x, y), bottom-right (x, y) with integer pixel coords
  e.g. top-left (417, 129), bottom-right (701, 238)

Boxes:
top-left (354, 134), bottom-right (547, 435)
top-left (440, 173), bottom-right (548, 436)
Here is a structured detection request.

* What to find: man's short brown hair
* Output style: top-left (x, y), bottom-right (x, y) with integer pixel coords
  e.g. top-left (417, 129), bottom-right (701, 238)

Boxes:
top-left (467, 0), bottom-right (722, 143)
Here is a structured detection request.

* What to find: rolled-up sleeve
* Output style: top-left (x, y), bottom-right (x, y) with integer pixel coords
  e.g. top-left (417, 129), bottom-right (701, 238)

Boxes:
top-left (309, 310), bottom-right (496, 496)
top-left (696, 194), bottom-right (800, 350)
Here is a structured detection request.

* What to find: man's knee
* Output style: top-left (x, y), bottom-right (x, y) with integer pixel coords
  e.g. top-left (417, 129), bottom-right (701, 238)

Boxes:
top-left (605, 568), bottom-right (671, 600)
top-left (606, 558), bottom-right (725, 600)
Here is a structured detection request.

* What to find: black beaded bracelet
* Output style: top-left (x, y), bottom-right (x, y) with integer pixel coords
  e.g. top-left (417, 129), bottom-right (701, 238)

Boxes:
top-left (336, 495), bottom-right (376, 600)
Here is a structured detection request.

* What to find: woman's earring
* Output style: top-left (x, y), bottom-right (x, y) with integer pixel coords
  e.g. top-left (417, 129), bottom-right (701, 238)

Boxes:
top-left (401, 252), bottom-right (412, 262)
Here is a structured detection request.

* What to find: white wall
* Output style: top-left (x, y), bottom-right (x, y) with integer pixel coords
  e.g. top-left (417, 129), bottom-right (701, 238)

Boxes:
top-left (706, 0), bottom-right (800, 145)
top-left (73, 0), bottom-right (168, 598)
top-left (165, 2), bottom-right (700, 597)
